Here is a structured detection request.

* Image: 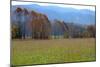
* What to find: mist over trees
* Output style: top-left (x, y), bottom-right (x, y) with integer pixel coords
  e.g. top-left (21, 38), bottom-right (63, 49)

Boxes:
top-left (11, 7), bottom-right (96, 39)
top-left (12, 7), bottom-right (51, 39)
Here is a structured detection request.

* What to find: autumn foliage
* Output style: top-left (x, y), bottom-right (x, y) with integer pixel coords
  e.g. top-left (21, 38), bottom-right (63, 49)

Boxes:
top-left (12, 7), bottom-right (51, 39)
top-left (11, 7), bottom-right (96, 39)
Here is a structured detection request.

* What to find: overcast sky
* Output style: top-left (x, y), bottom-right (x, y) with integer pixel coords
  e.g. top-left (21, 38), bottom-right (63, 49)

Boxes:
top-left (12, 1), bottom-right (95, 11)
top-left (13, 0), bottom-right (96, 5)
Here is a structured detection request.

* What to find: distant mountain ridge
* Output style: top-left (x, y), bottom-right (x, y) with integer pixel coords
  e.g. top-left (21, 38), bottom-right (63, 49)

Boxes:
top-left (12, 4), bottom-right (95, 25)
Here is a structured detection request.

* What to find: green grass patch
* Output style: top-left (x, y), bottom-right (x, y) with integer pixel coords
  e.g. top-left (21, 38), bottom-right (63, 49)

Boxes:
top-left (11, 38), bottom-right (96, 66)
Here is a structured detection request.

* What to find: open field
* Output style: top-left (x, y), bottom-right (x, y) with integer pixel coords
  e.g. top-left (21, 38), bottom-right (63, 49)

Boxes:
top-left (11, 38), bottom-right (96, 66)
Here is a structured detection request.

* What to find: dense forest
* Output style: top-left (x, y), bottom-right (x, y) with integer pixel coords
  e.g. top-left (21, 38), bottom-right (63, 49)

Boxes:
top-left (11, 7), bottom-right (96, 39)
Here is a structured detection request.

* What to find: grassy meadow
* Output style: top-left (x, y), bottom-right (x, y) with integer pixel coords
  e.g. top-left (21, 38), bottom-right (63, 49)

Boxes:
top-left (11, 38), bottom-right (96, 66)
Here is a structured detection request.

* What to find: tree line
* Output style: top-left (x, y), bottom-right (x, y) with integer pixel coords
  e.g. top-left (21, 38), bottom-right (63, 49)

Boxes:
top-left (11, 7), bottom-right (96, 39)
